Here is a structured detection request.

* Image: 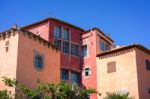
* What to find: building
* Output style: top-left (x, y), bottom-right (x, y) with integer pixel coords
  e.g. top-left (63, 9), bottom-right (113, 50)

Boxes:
top-left (22, 18), bottom-right (84, 84)
top-left (96, 44), bottom-right (150, 99)
top-left (0, 18), bottom-right (150, 99)
top-left (82, 28), bottom-right (150, 99)
top-left (0, 26), bottom-right (60, 94)
top-left (81, 28), bottom-right (114, 99)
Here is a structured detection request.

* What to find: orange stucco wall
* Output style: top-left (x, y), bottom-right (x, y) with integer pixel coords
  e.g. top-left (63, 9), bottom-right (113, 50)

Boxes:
top-left (135, 48), bottom-right (150, 99)
top-left (96, 49), bottom-right (139, 99)
top-left (16, 31), bottom-right (60, 89)
top-left (0, 32), bottom-right (19, 94)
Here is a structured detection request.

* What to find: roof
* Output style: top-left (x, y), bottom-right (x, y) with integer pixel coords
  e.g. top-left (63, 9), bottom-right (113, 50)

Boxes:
top-left (22, 17), bottom-right (85, 31)
top-left (0, 27), bottom-right (60, 51)
top-left (21, 18), bottom-right (113, 42)
top-left (83, 27), bottom-right (114, 42)
top-left (97, 44), bottom-right (150, 57)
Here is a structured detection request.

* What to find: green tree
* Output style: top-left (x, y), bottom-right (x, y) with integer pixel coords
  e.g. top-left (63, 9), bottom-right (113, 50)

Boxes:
top-left (0, 90), bottom-right (10, 99)
top-left (1, 77), bottom-right (100, 99)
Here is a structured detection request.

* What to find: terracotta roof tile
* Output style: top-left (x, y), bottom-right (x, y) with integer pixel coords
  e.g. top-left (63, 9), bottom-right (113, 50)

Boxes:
top-left (22, 17), bottom-right (85, 31)
top-left (0, 27), bottom-right (60, 51)
top-left (97, 44), bottom-right (150, 57)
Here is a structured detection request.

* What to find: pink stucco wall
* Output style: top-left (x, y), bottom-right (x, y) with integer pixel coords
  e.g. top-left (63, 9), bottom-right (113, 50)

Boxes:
top-left (27, 21), bottom-right (49, 41)
top-left (81, 29), bottom-right (114, 99)
top-left (81, 30), bottom-right (98, 99)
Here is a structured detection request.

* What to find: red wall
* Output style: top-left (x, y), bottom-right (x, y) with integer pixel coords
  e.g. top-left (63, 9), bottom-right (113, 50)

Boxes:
top-left (25, 19), bottom-right (83, 74)
top-left (48, 20), bottom-right (82, 72)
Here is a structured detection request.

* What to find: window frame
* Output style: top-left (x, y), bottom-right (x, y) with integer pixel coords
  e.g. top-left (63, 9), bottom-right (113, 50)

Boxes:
top-left (34, 50), bottom-right (44, 71)
top-left (148, 88), bottom-right (150, 94)
top-left (100, 42), bottom-right (106, 51)
top-left (146, 60), bottom-right (150, 71)
top-left (107, 61), bottom-right (116, 73)
top-left (62, 41), bottom-right (70, 54)
top-left (54, 39), bottom-right (61, 49)
top-left (63, 28), bottom-right (70, 40)
top-left (71, 72), bottom-right (80, 84)
top-left (61, 69), bottom-right (69, 81)
top-left (54, 26), bottom-right (61, 39)
top-left (5, 41), bottom-right (10, 52)
top-left (84, 67), bottom-right (91, 77)
top-left (71, 43), bottom-right (79, 56)
top-left (82, 45), bottom-right (88, 57)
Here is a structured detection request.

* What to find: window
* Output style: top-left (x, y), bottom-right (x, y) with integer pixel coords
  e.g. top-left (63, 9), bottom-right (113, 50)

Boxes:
top-left (100, 42), bottom-right (106, 51)
top-left (34, 54), bottom-right (44, 69)
top-left (84, 67), bottom-right (91, 76)
top-left (54, 39), bottom-right (61, 49)
top-left (54, 26), bottom-right (61, 38)
top-left (63, 28), bottom-right (69, 40)
top-left (61, 69), bottom-right (69, 81)
top-left (5, 41), bottom-right (9, 52)
top-left (71, 72), bottom-right (80, 84)
top-left (63, 41), bottom-right (69, 54)
top-left (82, 45), bottom-right (88, 57)
top-left (5, 41), bottom-right (9, 46)
top-left (107, 61), bottom-right (116, 73)
top-left (6, 47), bottom-right (9, 52)
top-left (148, 88), bottom-right (150, 94)
top-left (106, 45), bottom-right (110, 50)
top-left (146, 60), bottom-right (150, 71)
top-left (71, 44), bottom-right (79, 56)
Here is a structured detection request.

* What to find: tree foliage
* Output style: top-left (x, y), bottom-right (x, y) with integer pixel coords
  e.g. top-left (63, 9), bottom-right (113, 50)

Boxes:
top-left (0, 77), bottom-right (100, 99)
top-left (0, 90), bottom-right (10, 99)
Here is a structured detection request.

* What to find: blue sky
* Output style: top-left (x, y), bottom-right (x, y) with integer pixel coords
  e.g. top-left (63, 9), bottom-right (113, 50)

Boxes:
top-left (0, 0), bottom-right (150, 48)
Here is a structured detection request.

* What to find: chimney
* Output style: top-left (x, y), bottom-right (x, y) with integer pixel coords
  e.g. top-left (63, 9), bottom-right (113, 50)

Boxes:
top-left (106, 33), bottom-right (110, 37)
top-left (12, 24), bottom-right (17, 28)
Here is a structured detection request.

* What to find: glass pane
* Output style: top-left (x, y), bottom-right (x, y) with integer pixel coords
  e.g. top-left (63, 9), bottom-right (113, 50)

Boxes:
top-left (54, 26), bottom-right (61, 38)
top-left (100, 42), bottom-right (106, 51)
top-left (85, 68), bottom-right (89, 71)
top-left (85, 71), bottom-right (89, 76)
top-left (85, 68), bottom-right (90, 76)
top-left (146, 60), bottom-right (150, 71)
top-left (63, 41), bottom-right (69, 54)
top-left (71, 44), bottom-right (79, 56)
top-left (71, 72), bottom-right (80, 84)
top-left (61, 69), bottom-right (69, 80)
top-left (82, 45), bottom-right (87, 57)
top-left (63, 29), bottom-right (69, 40)
top-left (54, 39), bottom-right (61, 49)
top-left (35, 55), bottom-right (43, 69)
